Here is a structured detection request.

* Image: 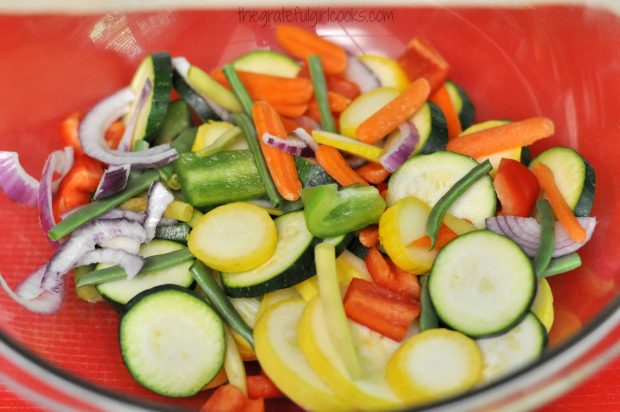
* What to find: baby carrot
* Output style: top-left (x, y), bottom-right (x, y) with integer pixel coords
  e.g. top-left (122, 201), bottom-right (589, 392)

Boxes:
top-left (531, 163), bottom-right (586, 242)
top-left (275, 25), bottom-right (347, 75)
top-left (252, 101), bottom-right (303, 201)
top-left (315, 145), bottom-right (368, 187)
top-left (358, 225), bottom-right (379, 248)
top-left (271, 103), bottom-right (309, 118)
top-left (446, 117), bottom-right (555, 158)
top-left (430, 84), bottom-right (462, 140)
top-left (355, 78), bottom-right (431, 144)
top-left (355, 162), bottom-right (391, 184)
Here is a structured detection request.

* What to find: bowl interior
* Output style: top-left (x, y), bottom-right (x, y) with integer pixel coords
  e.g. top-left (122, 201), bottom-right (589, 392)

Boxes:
top-left (0, 5), bottom-right (619, 410)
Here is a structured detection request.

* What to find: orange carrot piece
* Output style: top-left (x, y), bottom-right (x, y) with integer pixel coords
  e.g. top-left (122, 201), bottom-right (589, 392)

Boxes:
top-left (305, 102), bottom-right (323, 124)
top-left (531, 163), bottom-right (586, 242)
top-left (355, 78), bottom-right (431, 144)
top-left (446, 117), bottom-right (555, 158)
top-left (327, 91), bottom-right (351, 113)
top-left (355, 162), bottom-right (391, 184)
top-left (212, 68), bottom-right (314, 106)
top-left (59, 112), bottom-right (83, 155)
top-left (252, 101), bottom-right (302, 201)
top-left (105, 120), bottom-right (125, 150)
top-left (315, 145), bottom-right (368, 187)
top-left (430, 84), bottom-right (462, 140)
top-left (271, 103), bottom-right (309, 118)
top-left (359, 225), bottom-right (379, 248)
top-left (279, 116), bottom-right (301, 133)
top-left (275, 25), bottom-right (347, 75)
top-left (398, 37), bottom-right (450, 94)
top-left (327, 74), bottom-right (361, 100)
top-left (408, 224), bottom-right (457, 249)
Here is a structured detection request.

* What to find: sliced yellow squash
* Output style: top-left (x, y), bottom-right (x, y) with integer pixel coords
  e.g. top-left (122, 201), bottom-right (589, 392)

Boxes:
top-left (358, 54), bottom-right (409, 91)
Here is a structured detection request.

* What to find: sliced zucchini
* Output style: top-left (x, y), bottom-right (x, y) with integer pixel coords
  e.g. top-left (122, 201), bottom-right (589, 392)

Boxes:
top-left (529, 146), bottom-right (595, 216)
top-left (411, 102), bottom-right (448, 155)
top-left (155, 99), bottom-right (191, 145)
top-left (221, 211), bottom-right (315, 297)
top-left (187, 65), bottom-right (243, 113)
top-left (191, 120), bottom-right (247, 153)
top-left (172, 69), bottom-right (221, 122)
top-left (387, 151), bottom-right (496, 228)
top-left (120, 285), bottom-right (224, 397)
top-left (357, 54), bottom-right (409, 91)
top-left (429, 230), bottom-right (536, 337)
top-left (476, 312), bottom-right (547, 382)
top-left (125, 52), bottom-right (173, 147)
top-left (96, 240), bottom-right (194, 305)
top-left (339, 87), bottom-right (400, 138)
top-left (460, 120), bottom-right (520, 176)
top-left (233, 50), bottom-right (301, 78)
top-left (445, 80), bottom-right (476, 130)
top-left (154, 222), bottom-right (191, 244)
top-left (386, 328), bottom-right (482, 404)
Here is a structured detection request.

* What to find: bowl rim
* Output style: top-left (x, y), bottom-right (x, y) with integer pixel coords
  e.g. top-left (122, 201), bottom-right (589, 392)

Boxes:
top-left (1, 291), bottom-right (620, 411)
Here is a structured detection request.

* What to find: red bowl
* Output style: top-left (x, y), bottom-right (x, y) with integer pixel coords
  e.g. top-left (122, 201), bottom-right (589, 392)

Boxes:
top-left (1, 4), bottom-right (619, 411)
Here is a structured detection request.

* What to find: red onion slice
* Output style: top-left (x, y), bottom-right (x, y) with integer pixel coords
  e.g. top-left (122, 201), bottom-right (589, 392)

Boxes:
top-left (79, 88), bottom-right (178, 168)
top-left (293, 128), bottom-right (319, 152)
top-left (0, 266), bottom-right (64, 314)
top-left (38, 147), bottom-right (75, 244)
top-left (172, 56), bottom-right (232, 122)
top-left (345, 53), bottom-right (380, 93)
top-left (485, 216), bottom-right (597, 258)
top-left (144, 182), bottom-right (174, 241)
top-left (379, 122), bottom-right (420, 172)
top-left (262, 133), bottom-right (309, 156)
top-left (0, 152), bottom-right (40, 207)
top-left (93, 164), bottom-right (131, 200)
top-left (78, 248), bottom-right (144, 280)
top-left (41, 218), bottom-right (148, 293)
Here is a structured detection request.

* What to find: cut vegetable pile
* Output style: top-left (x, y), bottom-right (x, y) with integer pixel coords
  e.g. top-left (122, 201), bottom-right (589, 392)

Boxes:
top-left (0, 24), bottom-right (598, 411)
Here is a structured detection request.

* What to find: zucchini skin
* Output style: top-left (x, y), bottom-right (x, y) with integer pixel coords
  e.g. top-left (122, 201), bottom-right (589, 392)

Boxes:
top-left (452, 81), bottom-right (476, 130)
top-left (172, 70), bottom-right (221, 122)
top-left (144, 52), bottom-right (174, 143)
top-left (419, 102), bottom-right (448, 155)
top-left (574, 158), bottom-right (595, 217)
top-left (154, 223), bottom-right (191, 243)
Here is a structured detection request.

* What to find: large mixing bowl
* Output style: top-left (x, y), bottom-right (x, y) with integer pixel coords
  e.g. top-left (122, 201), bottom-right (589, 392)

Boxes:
top-left (1, 2), bottom-right (619, 411)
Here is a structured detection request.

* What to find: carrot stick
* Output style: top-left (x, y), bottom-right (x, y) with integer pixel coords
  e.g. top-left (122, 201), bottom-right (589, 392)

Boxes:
top-left (408, 224), bottom-right (457, 249)
top-left (327, 91), bottom-right (351, 113)
top-left (315, 145), bottom-right (368, 187)
top-left (306, 102), bottom-right (322, 124)
top-left (279, 116), bottom-right (301, 133)
top-left (355, 162), bottom-right (390, 184)
top-left (251, 101), bottom-right (303, 201)
top-left (531, 163), bottom-right (586, 242)
top-left (275, 25), bottom-right (347, 75)
top-left (105, 120), bottom-right (125, 149)
top-left (326, 74), bottom-right (361, 100)
top-left (355, 78), bottom-right (431, 144)
top-left (446, 117), bottom-right (555, 158)
top-left (430, 84), bottom-right (461, 140)
top-left (271, 103), bottom-right (309, 118)
top-left (359, 225), bottom-right (379, 248)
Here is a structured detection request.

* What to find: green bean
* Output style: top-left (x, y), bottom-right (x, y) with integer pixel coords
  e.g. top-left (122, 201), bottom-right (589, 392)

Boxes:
top-left (425, 159), bottom-right (492, 248)
top-left (307, 55), bottom-right (337, 133)
top-left (76, 248), bottom-right (194, 287)
top-left (190, 261), bottom-right (254, 348)
top-left (48, 169), bottom-right (160, 241)
top-left (419, 275), bottom-right (439, 331)
top-left (534, 199), bottom-right (555, 277)
top-left (541, 253), bottom-right (582, 278)
top-left (222, 64), bottom-right (254, 116)
top-left (232, 112), bottom-right (284, 207)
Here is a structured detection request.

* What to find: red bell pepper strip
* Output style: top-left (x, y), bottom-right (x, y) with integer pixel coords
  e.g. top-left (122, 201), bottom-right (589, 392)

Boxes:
top-left (397, 37), bottom-right (450, 94)
top-left (247, 373), bottom-right (284, 400)
top-left (52, 154), bottom-right (104, 221)
top-left (344, 278), bottom-right (420, 342)
top-left (201, 384), bottom-right (265, 412)
top-left (365, 246), bottom-right (420, 299)
top-left (494, 158), bottom-right (540, 217)
top-left (358, 225), bottom-right (379, 248)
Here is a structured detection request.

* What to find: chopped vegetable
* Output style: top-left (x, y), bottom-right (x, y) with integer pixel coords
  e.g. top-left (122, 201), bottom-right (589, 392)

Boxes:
top-left (275, 25), bottom-right (347, 75)
top-left (541, 253), bottom-right (582, 277)
top-left (531, 162), bottom-right (587, 242)
top-left (339, 87), bottom-right (400, 138)
top-left (247, 373), bottom-right (284, 400)
top-left (344, 54), bottom-right (381, 93)
top-left (343, 278), bottom-right (420, 342)
top-left (379, 121), bottom-right (419, 172)
top-left (313, 130), bottom-right (384, 162)
top-left (494, 158), bottom-right (540, 216)
top-left (397, 37), bottom-right (450, 93)
top-left (301, 183), bottom-right (385, 237)
top-left (314, 145), bottom-right (367, 187)
top-left (0, 151), bottom-right (40, 207)
top-left (308, 55), bottom-right (337, 133)
top-left (419, 276), bottom-right (439, 331)
top-left (201, 384), bottom-right (265, 412)
top-left (223, 327), bottom-right (248, 395)
top-left (78, 248), bottom-right (144, 280)
top-left (430, 83), bottom-right (462, 139)
top-left (365, 247), bottom-right (420, 299)
top-left (187, 64), bottom-right (243, 113)
top-left (358, 225), bottom-right (379, 247)
top-left (261, 133), bottom-right (310, 157)
top-left (355, 162), bottom-right (390, 185)
top-left (0, 265), bottom-right (63, 314)
top-left (426, 159), bottom-right (492, 248)
top-left (222, 64), bottom-right (255, 115)
top-left (172, 57), bottom-right (226, 122)
top-left (358, 54), bottom-right (409, 91)
top-left (533, 199), bottom-right (556, 277)
top-left (355, 78), bottom-right (431, 144)
top-left (446, 117), bottom-right (555, 158)
top-left (40, 147), bottom-right (77, 236)
top-left (92, 164), bottom-right (130, 200)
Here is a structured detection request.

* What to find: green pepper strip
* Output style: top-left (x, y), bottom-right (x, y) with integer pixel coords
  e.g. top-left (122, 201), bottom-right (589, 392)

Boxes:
top-left (419, 275), bottom-right (439, 331)
top-left (222, 64), bottom-right (254, 116)
top-left (533, 199), bottom-right (556, 277)
top-left (541, 253), bottom-right (582, 278)
top-left (76, 247), bottom-right (194, 287)
top-left (307, 55), bottom-right (337, 133)
top-left (190, 260), bottom-right (255, 348)
top-left (48, 169), bottom-right (160, 241)
top-left (425, 159), bottom-right (493, 248)
top-left (232, 112), bottom-right (284, 207)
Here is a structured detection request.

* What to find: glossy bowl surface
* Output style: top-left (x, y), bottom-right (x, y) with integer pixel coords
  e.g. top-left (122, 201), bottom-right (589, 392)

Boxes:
top-left (0, 4), bottom-right (619, 411)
